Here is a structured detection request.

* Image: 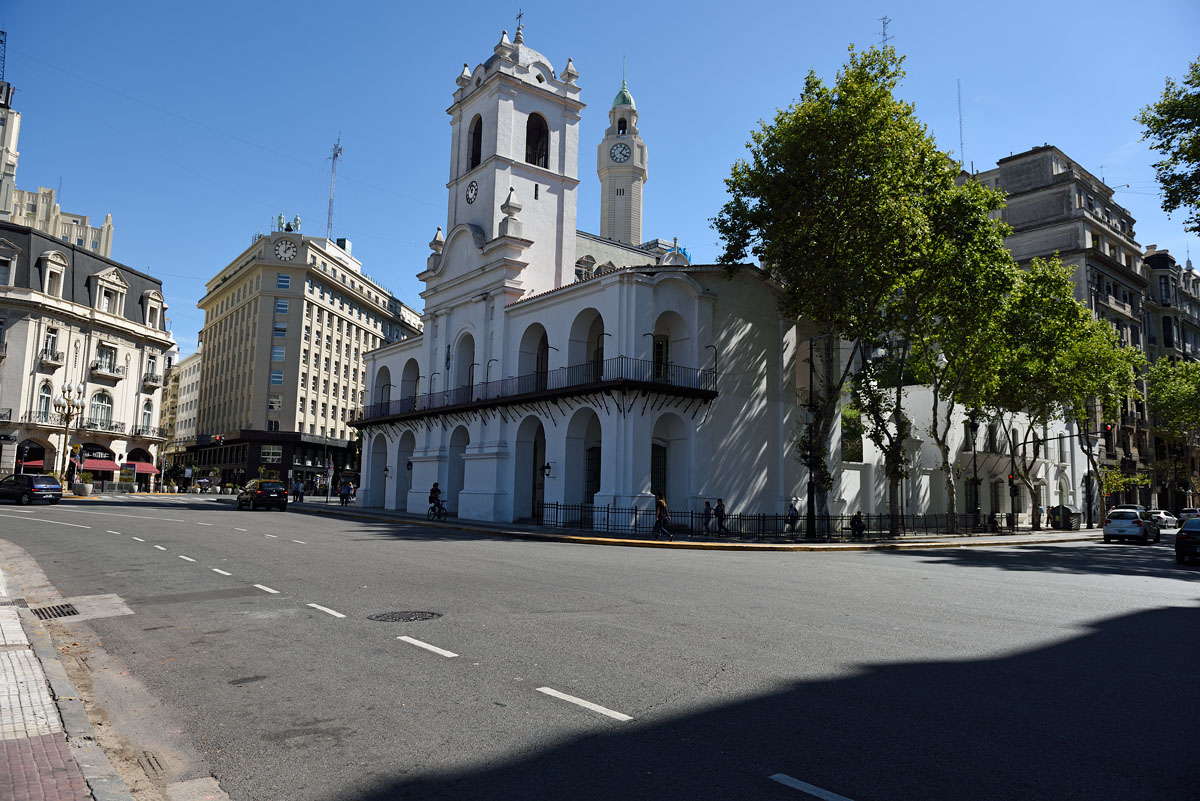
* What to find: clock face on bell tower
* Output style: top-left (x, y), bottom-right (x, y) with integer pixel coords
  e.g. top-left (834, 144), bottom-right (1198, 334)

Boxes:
top-left (598, 80), bottom-right (647, 245)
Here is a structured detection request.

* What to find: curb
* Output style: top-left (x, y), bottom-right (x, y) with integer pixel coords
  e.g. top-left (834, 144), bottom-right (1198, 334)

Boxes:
top-left (289, 505), bottom-right (1103, 551)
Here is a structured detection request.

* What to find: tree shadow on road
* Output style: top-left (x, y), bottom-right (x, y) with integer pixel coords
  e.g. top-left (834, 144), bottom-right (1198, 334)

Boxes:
top-left (327, 603), bottom-right (1200, 801)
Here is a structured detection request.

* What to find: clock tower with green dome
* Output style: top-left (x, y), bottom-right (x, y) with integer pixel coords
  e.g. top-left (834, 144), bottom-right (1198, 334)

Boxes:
top-left (597, 79), bottom-right (647, 245)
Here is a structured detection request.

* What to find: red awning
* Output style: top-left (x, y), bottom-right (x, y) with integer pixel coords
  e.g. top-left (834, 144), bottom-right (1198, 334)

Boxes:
top-left (81, 458), bottom-right (121, 472)
top-left (131, 462), bottom-right (160, 475)
top-left (20, 459), bottom-right (44, 468)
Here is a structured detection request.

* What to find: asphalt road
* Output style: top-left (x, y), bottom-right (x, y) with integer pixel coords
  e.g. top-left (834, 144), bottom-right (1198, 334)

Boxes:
top-left (1, 495), bottom-right (1197, 801)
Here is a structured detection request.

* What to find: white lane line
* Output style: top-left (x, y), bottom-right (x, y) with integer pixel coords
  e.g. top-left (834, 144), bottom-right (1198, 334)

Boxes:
top-left (131, 536), bottom-right (145, 542)
top-left (291, 540), bottom-right (306, 544)
top-left (106, 530), bottom-right (122, 535)
top-left (178, 555), bottom-right (196, 562)
top-left (233, 528), bottom-right (248, 532)
top-left (307, 603), bottom-right (345, 618)
top-left (253, 584), bottom-right (279, 594)
top-left (211, 568), bottom-right (233, 576)
top-left (535, 687), bottom-right (632, 721)
top-left (397, 636), bottom-right (458, 658)
top-left (196, 522), bottom-right (213, 526)
top-left (264, 534), bottom-right (278, 538)
top-left (0, 513), bottom-right (90, 528)
top-left (769, 774), bottom-right (857, 801)
top-left (56, 509), bottom-right (185, 523)
top-left (154, 545), bottom-right (167, 551)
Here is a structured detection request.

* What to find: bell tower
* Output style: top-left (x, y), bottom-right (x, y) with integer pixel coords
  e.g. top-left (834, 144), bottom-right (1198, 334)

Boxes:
top-left (597, 80), bottom-right (647, 245)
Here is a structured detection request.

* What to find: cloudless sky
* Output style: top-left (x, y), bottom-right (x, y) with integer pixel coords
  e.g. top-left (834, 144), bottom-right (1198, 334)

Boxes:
top-left (5, 1), bottom-right (1198, 355)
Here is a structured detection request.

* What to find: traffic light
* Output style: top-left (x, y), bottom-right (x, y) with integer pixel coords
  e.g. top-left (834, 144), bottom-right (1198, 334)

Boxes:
top-left (213, 435), bottom-right (223, 445)
top-left (1008, 473), bottom-right (1018, 497)
top-left (1103, 423), bottom-right (1113, 434)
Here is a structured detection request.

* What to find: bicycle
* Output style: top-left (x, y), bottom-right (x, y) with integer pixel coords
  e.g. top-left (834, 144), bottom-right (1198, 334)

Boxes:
top-left (427, 500), bottom-right (447, 521)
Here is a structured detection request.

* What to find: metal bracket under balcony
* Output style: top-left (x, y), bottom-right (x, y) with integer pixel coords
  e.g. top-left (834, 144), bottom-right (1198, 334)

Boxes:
top-left (90, 361), bottom-right (125, 380)
top-left (354, 356), bottom-right (718, 426)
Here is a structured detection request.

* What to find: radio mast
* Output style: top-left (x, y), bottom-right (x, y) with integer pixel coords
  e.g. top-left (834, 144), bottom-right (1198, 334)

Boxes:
top-left (326, 134), bottom-right (343, 241)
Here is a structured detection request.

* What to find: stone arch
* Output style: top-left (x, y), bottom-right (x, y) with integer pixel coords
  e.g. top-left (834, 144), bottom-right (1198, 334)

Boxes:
top-left (36, 382), bottom-right (53, 421)
top-left (468, 114), bottom-right (483, 170)
top-left (89, 391), bottom-right (113, 424)
top-left (574, 255), bottom-right (596, 281)
top-left (563, 408), bottom-right (602, 506)
top-left (651, 412), bottom-right (691, 508)
top-left (568, 308), bottom-right (605, 381)
top-left (649, 310), bottom-right (692, 382)
top-left (394, 430), bottom-right (416, 511)
top-left (452, 331), bottom-right (476, 394)
top-left (514, 415), bottom-right (548, 521)
top-left (525, 113), bottom-right (549, 168)
top-left (373, 366), bottom-right (392, 406)
top-left (400, 359), bottom-right (420, 402)
top-left (517, 323), bottom-right (549, 393)
top-left (17, 438), bottom-right (50, 474)
top-left (446, 425), bottom-right (470, 513)
top-left (366, 433), bottom-right (388, 508)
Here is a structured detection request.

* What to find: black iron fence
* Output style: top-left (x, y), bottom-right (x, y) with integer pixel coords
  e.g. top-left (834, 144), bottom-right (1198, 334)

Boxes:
top-left (534, 503), bottom-right (988, 541)
top-left (355, 355), bottom-right (717, 422)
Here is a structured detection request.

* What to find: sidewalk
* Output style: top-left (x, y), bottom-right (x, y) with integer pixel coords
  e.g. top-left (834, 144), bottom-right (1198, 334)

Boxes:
top-left (1, 573), bottom-right (132, 801)
top-left (282, 499), bottom-right (1104, 551)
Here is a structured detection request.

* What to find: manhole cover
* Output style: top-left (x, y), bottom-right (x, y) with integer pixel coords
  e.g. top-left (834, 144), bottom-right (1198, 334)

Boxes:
top-left (31, 603), bottom-right (79, 620)
top-left (367, 611), bottom-right (442, 622)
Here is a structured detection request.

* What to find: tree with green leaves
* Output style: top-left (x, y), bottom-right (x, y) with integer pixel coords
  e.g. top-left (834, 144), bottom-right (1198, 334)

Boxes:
top-left (714, 45), bottom-right (998, 527)
top-left (1145, 358), bottom-right (1200, 508)
top-left (1137, 55), bottom-right (1200, 233)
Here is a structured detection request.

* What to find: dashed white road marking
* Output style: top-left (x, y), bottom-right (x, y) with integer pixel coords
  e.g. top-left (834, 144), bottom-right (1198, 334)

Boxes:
top-left (131, 536), bottom-right (145, 542)
top-left (397, 636), bottom-right (458, 658)
top-left (178, 555), bottom-right (196, 562)
top-left (196, 522), bottom-right (213, 526)
top-left (253, 584), bottom-right (279, 594)
top-left (535, 687), bottom-right (632, 721)
top-left (233, 528), bottom-right (247, 532)
top-left (57, 509), bottom-right (185, 523)
top-left (153, 545), bottom-right (167, 551)
top-left (106, 530), bottom-right (122, 535)
top-left (769, 774), bottom-right (857, 800)
top-left (291, 540), bottom-right (306, 544)
top-left (264, 534), bottom-right (278, 538)
top-left (307, 603), bottom-right (345, 618)
top-left (211, 568), bottom-right (233, 576)
top-left (0, 514), bottom-right (90, 528)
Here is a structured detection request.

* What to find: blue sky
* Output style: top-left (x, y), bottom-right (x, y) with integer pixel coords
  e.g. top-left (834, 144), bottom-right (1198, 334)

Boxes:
top-left (5, 1), bottom-right (1198, 355)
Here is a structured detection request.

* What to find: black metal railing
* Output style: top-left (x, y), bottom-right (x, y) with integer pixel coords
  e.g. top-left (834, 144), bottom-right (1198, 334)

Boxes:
top-left (40, 348), bottom-right (64, 364)
top-left (23, 410), bottom-right (64, 426)
top-left (90, 360), bottom-right (125, 377)
top-left (534, 503), bottom-right (993, 541)
top-left (84, 418), bottom-right (126, 433)
top-left (142, 373), bottom-right (162, 386)
top-left (355, 356), bottom-right (717, 422)
top-left (133, 425), bottom-right (167, 438)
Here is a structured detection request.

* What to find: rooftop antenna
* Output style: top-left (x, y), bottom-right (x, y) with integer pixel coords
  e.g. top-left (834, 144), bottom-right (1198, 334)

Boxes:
top-left (1100, 164), bottom-right (1106, 184)
top-left (0, 30), bottom-right (7, 81)
top-left (957, 79), bottom-right (965, 168)
top-left (325, 134), bottom-right (342, 241)
top-left (879, 16), bottom-right (894, 46)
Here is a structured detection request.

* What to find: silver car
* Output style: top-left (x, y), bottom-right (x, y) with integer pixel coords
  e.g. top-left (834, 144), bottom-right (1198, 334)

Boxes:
top-left (1180, 508), bottom-right (1199, 523)
top-left (1102, 510), bottom-right (1161, 544)
top-left (1149, 509), bottom-right (1179, 529)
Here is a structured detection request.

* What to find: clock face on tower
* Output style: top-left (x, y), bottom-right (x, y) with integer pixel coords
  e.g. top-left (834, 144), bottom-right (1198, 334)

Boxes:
top-left (465, 181), bottom-right (479, 204)
top-left (609, 143), bottom-right (632, 163)
top-left (274, 239), bottom-right (297, 261)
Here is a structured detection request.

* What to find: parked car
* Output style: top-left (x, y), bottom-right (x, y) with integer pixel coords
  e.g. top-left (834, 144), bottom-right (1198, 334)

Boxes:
top-left (1176, 518), bottom-right (1200, 564)
top-left (236, 479), bottom-right (288, 511)
top-left (0, 474), bottom-right (63, 505)
top-left (1102, 509), bottom-right (1160, 544)
top-left (1109, 503), bottom-right (1147, 512)
top-left (1148, 509), bottom-right (1179, 529)
top-left (1179, 508), bottom-right (1199, 523)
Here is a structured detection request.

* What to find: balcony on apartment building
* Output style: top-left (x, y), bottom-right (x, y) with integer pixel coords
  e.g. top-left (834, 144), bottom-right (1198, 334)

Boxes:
top-left (83, 417), bottom-right (126, 435)
top-left (132, 425), bottom-right (168, 439)
top-left (39, 348), bottom-right (64, 368)
top-left (353, 355), bottom-right (718, 426)
top-left (90, 360), bottom-right (125, 381)
top-left (142, 372), bottom-right (163, 389)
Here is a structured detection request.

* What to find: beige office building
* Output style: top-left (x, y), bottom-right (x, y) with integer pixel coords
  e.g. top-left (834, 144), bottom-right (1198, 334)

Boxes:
top-left (193, 223), bottom-right (421, 488)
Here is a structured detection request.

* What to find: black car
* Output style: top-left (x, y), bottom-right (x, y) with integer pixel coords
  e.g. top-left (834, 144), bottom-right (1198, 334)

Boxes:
top-left (236, 479), bottom-right (288, 511)
top-left (0, 474), bottom-right (63, 505)
top-left (1175, 518), bottom-right (1200, 564)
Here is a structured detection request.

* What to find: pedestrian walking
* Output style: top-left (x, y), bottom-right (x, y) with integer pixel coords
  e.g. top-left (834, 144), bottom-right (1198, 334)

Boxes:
top-left (652, 494), bottom-right (673, 541)
top-left (850, 510), bottom-right (866, 539)
top-left (715, 498), bottom-right (728, 534)
top-left (786, 501), bottom-right (799, 535)
top-left (703, 500), bottom-right (713, 533)
top-left (338, 480), bottom-right (353, 507)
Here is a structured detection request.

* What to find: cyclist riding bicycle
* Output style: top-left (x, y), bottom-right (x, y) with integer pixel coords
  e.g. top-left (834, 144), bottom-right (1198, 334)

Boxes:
top-left (429, 482), bottom-right (443, 513)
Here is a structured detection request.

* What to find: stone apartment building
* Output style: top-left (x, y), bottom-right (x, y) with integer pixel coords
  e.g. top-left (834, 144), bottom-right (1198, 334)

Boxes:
top-left (191, 224), bottom-right (422, 489)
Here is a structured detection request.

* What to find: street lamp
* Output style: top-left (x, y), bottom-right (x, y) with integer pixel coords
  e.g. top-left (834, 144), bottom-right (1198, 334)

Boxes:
top-left (53, 382), bottom-right (86, 479)
top-left (968, 415), bottom-right (981, 531)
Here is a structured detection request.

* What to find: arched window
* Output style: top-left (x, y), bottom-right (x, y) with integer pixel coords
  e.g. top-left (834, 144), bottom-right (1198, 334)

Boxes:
top-left (468, 115), bottom-right (482, 170)
top-left (525, 114), bottom-right (548, 168)
top-left (90, 392), bottom-right (112, 425)
top-left (617, 117), bottom-right (627, 136)
top-left (574, 256), bottom-right (596, 282)
top-left (141, 401), bottom-right (153, 430)
top-left (37, 384), bottom-right (53, 422)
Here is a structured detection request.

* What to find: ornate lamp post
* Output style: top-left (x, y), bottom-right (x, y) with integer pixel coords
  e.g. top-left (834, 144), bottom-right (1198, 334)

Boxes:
top-left (54, 382), bottom-right (86, 479)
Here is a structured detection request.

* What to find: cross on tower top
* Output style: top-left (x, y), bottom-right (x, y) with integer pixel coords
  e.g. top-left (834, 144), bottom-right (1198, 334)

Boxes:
top-left (516, 9), bottom-right (524, 28)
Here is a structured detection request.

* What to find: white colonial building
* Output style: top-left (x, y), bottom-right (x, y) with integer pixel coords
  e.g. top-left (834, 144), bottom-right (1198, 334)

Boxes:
top-left (353, 27), bottom-right (1089, 528)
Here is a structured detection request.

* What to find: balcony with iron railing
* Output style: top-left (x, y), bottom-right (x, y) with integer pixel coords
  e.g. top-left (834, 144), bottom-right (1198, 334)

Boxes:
top-left (90, 360), bottom-right (125, 380)
top-left (142, 373), bottom-right (163, 388)
top-left (353, 355), bottom-right (718, 425)
top-left (133, 425), bottom-right (168, 439)
top-left (23, 409), bottom-right (65, 427)
top-left (83, 417), bottom-right (126, 434)
top-left (39, 348), bottom-right (64, 367)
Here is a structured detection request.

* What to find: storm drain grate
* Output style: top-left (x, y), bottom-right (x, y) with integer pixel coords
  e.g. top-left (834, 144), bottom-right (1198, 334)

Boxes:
top-left (31, 603), bottom-right (79, 621)
top-left (138, 750), bottom-right (167, 780)
top-left (367, 611), bottom-right (442, 623)
top-left (0, 598), bottom-right (29, 607)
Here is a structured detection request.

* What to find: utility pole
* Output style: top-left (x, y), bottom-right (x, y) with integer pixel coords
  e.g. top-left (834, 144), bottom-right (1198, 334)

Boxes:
top-left (326, 135), bottom-right (343, 241)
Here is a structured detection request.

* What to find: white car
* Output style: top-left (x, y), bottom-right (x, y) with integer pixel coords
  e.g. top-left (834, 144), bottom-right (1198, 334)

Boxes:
top-left (1149, 509), bottom-right (1179, 529)
top-left (1180, 508), bottom-right (1199, 523)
